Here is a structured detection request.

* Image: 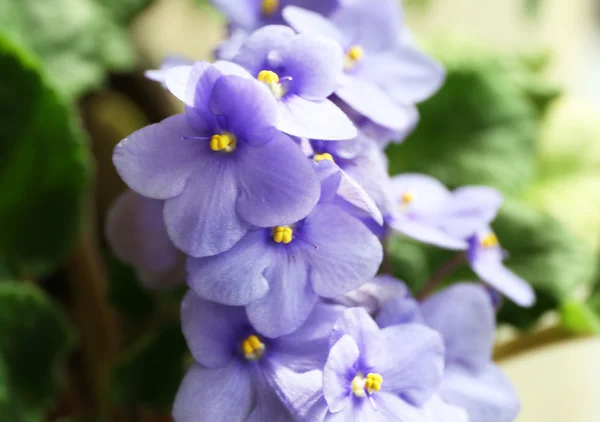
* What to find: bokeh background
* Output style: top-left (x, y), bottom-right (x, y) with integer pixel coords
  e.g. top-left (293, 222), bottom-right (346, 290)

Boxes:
top-left (0, 0), bottom-right (599, 421)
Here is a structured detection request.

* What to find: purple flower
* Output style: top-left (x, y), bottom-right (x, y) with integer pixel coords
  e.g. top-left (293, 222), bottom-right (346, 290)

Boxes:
top-left (311, 308), bottom-right (445, 421)
top-left (174, 291), bottom-right (344, 422)
top-left (232, 25), bottom-right (356, 140)
top-left (387, 174), bottom-right (503, 250)
top-left (186, 173), bottom-right (383, 337)
top-left (113, 62), bottom-right (320, 258)
top-left (377, 282), bottom-right (521, 422)
top-left (145, 56), bottom-right (194, 86)
top-left (105, 190), bottom-right (185, 290)
top-left (284, 1), bottom-right (444, 131)
top-left (467, 228), bottom-right (535, 307)
top-left (212, 0), bottom-right (340, 31)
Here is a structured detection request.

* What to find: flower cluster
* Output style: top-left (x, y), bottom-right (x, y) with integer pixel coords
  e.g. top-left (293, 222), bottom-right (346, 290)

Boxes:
top-left (107, 0), bottom-right (535, 420)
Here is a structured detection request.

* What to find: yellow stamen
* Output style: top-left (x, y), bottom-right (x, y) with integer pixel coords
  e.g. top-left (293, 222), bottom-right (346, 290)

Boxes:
top-left (344, 45), bottom-right (364, 69)
top-left (314, 153), bottom-right (334, 163)
top-left (401, 192), bottom-right (413, 204)
top-left (272, 226), bottom-right (293, 244)
top-left (351, 372), bottom-right (383, 397)
top-left (481, 233), bottom-right (499, 248)
top-left (261, 0), bottom-right (279, 16)
top-left (365, 373), bottom-right (383, 394)
top-left (257, 70), bottom-right (280, 85)
top-left (241, 334), bottom-right (266, 361)
top-left (210, 133), bottom-right (236, 152)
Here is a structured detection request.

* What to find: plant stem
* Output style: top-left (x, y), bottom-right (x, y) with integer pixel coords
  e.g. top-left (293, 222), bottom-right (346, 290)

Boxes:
top-left (416, 252), bottom-right (465, 300)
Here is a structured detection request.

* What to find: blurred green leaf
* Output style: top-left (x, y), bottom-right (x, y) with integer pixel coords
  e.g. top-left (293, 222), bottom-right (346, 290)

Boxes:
top-left (0, 282), bottom-right (75, 411)
top-left (110, 323), bottom-right (188, 410)
top-left (0, 36), bottom-right (90, 276)
top-left (0, 0), bottom-right (153, 98)
top-left (387, 41), bottom-right (559, 196)
top-left (107, 253), bottom-right (156, 320)
top-left (560, 300), bottom-right (600, 335)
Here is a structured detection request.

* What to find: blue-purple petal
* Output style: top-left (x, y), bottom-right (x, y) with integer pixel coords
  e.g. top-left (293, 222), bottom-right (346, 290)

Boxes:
top-left (323, 334), bottom-right (359, 412)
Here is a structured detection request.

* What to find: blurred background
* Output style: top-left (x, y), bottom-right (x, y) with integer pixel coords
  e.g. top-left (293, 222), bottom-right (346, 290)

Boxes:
top-left (0, 0), bottom-right (599, 421)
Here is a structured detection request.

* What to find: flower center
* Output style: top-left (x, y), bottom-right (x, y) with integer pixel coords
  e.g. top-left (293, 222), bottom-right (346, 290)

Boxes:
top-left (210, 132), bottom-right (236, 152)
top-left (398, 192), bottom-right (413, 212)
top-left (313, 153), bottom-right (334, 163)
top-left (351, 372), bottom-right (383, 397)
top-left (480, 232), bottom-right (499, 248)
top-left (344, 45), bottom-right (364, 70)
top-left (261, 0), bottom-right (279, 16)
top-left (241, 334), bottom-right (266, 361)
top-left (272, 226), bottom-right (293, 244)
top-left (257, 70), bottom-right (286, 99)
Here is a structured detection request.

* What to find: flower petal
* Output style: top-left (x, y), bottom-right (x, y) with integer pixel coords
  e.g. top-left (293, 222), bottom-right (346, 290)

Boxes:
top-left (278, 96), bottom-right (357, 140)
top-left (245, 248), bottom-right (318, 337)
top-left (236, 131), bottom-right (320, 227)
top-left (421, 283), bottom-right (495, 370)
top-left (113, 114), bottom-right (204, 200)
top-left (337, 167), bottom-right (383, 225)
top-left (186, 230), bottom-right (270, 305)
top-left (181, 291), bottom-right (248, 368)
top-left (173, 362), bottom-right (253, 422)
top-left (304, 204), bottom-right (383, 298)
top-left (376, 295), bottom-right (423, 328)
top-left (378, 324), bottom-right (444, 406)
top-left (424, 395), bottom-right (469, 422)
top-left (211, 0), bottom-right (259, 30)
top-left (163, 157), bottom-right (251, 257)
top-left (388, 218), bottom-right (468, 250)
top-left (336, 275), bottom-right (411, 316)
top-left (233, 25), bottom-right (296, 76)
top-left (323, 335), bottom-right (359, 412)
top-left (388, 173), bottom-right (451, 217)
top-left (440, 364), bottom-right (520, 422)
top-left (283, 6), bottom-right (344, 44)
top-left (329, 308), bottom-right (382, 369)
top-left (374, 392), bottom-right (429, 422)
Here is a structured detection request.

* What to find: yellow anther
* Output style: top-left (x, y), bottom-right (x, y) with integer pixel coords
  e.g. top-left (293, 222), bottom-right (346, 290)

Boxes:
top-left (344, 45), bottom-right (364, 69)
top-left (273, 226), bottom-right (293, 244)
top-left (261, 0), bottom-right (279, 16)
top-left (481, 233), bottom-right (499, 248)
top-left (210, 133), bottom-right (236, 152)
top-left (401, 192), bottom-right (414, 204)
top-left (257, 70), bottom-right (280, 85)
top-left (314, 153), bottom-right (334, 163)
top-left (365, 373), bottom-right (383, 393)
top-left (241, 335), bottom-right (266, 361)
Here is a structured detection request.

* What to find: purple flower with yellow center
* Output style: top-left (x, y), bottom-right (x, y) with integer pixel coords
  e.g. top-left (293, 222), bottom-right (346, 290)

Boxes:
top-left (174, 290), bottom-right (344, 422)
top-left (211, 0), bottom-right (339, 31)
top-left (283, 0), bottom-right (444, 131)
top-left (186, 170), bottom-right (383, 337)
top-left (377, 283), bottom-right (521, 422)
top-left (106, 190), bottom-right (185, 290)
top-left (232, 25), bottom-right (356, 140)
top-left (113, 61), bottom-right (320, 258)
top-left (467, 228), bottom-right (535, 307)
top-left (387, 174), bottom-right (503, 250)
top-left (307, 307), bottom-right (446, 421)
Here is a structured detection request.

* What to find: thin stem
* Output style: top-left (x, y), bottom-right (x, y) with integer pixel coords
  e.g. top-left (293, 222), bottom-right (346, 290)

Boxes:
top-left (416, 252), bottom-right (465, 300)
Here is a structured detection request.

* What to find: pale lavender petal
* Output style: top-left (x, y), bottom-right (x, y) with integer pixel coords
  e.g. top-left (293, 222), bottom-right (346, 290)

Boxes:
top-left (145, 56), bottom-right (193, 86)
top-left (378, 324), bottom-right (444, 406)
top-left (336, 275), bottom-right (410, 316)
top-left (421, 283), bottom-right (495, 370)
top-left (440, 364), bottom-right (520, 422)
top-left (283, 6), bottom-right (344, 44)
top-left (173, 362), bottom-right (253, 422)
top-left (180, 291), bottom-right (248, 368)
top-left (233, 25), bottom-right (296, 76)
top-left (323, 335), bottom-right (359, 412)
top-left (389, 218), bottom-right (468, 250)
top-left (215, 28), bottom-right (249, 61)
top-left (245, 248), bottom-right (318, 337)
top-left (282, 33), bottom-right (344, 101)
top-left (184, 63), bottom-right (224, 134)
top-left (374, 392), bottom-right (429, 422)
top-left (278, 96), bottom-right (357, 140)
top-left (211, 0), bottom-right (259, 30)
top-left (388, 173), bottom-right (451, 217)
top-left (236, 131), bottom-right (320, 226)
top-left (304, 204), bottom-right (383, 298)
top-left (186, 230), bottom-right (270, 305)
top-left (164, 64), bottom-right (193, 104)
top-left (376, 296), bottom-right (423, 328)
top-left (337, 167), bottom-right (383, 225)
top-left (329, 308), bottom-right (382, 369)
top-left (113, 114), bottom-right (204, 200)
top-left (163, 158), bottom-right (251, 258)
top-left (213, 60), bottom-right (254, 78)
top-left (324, 399), bottom-right (381, 422)
top-left (424, 395), bottom-right (469, 422)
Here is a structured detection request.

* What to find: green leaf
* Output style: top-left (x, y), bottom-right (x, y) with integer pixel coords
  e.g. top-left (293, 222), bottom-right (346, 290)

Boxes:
top-left (0, 282), bottom-right (75, 410)
top-left (106, 253), bottom-right (155, 320)
top-left (560, 300), bottom-right (600, 335)
top-left (110, 323), bottom-right (188, 410)
top-left (387, 40), bottom-right (558, 196)
top-left (0, 0), bottom-right (153, 98)
top-left (0, 35), bottom-right (90, 276)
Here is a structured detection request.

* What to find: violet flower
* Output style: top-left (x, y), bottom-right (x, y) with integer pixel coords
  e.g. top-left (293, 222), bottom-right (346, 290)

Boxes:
top-left (232, 25), bottom-right (356, 140)
top-left (186, 168), bottom-right (383, 337)
top-left (174, 290), bottom-right (344, 422)
top-left (283, 0), bottom-right (444, 131)
top-left (467, 228), bottom-right (535, 307)
top-left (105, 190), bottom-right (185, 290)
top-left (113, 62), bottom-right (320, 258)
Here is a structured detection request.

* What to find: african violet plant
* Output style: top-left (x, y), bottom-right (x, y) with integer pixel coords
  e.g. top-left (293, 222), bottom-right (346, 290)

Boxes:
top-left (106, 0), bottom-right (535, 420)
